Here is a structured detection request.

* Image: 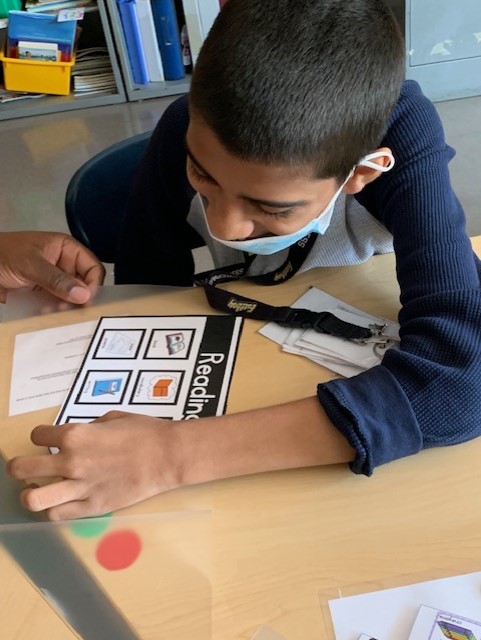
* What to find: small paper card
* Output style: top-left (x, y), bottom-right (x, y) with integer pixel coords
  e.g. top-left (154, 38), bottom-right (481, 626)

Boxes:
top-left (57, 8), bottom-right (85, 22)
top-left (409, 605), bottom-right (481, 640)
top-left (18, 40), bottom-right (58, 61)
top-left (260, 287), bottom-right (399, 377)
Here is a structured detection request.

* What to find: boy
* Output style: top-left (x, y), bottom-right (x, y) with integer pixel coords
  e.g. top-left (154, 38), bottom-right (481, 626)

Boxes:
top-left (8, 0), bottom-right (481, 520)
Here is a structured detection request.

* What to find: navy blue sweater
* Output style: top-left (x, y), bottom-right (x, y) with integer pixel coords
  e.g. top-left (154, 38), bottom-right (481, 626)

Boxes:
top-left (116, 81), bottom-right (481, 475)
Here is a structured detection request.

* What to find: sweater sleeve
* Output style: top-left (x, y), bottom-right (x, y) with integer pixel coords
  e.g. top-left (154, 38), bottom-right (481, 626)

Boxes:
top-left (317, 80), bottom-right (481, 475)
top-left (114, 95), bottom-right (202, 286)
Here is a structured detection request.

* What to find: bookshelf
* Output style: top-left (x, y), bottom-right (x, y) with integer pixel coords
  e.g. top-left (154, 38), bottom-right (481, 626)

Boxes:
top-left (104, 0), bottom-right (191, 102)
top-left (0, 0), bottom-right (126, 121)
top-left (105, 0), bottom-right (221, 101)
top-left (0, 1), bottom-right (221, 118)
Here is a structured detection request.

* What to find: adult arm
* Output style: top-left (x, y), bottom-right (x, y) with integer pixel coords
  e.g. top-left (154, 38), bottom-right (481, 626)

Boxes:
top-left (0, 231), bottom-right (105, 304)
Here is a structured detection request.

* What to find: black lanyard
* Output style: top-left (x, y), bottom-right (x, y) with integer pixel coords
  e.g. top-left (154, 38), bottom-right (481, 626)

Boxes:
top-left (194, 233), bottom-right (375, 342)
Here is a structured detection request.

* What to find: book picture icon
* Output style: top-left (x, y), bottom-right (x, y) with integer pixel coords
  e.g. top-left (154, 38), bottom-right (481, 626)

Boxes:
top-left (438, 621), bottom-right (478, 640)
top-left (92, 378), bottom-right (124, 396)
top-left (165, 332), bottom-right (185, 355)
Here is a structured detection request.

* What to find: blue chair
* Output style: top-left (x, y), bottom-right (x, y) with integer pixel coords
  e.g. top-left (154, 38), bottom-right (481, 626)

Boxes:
top-left (65, 130), bottom-right (152, 264)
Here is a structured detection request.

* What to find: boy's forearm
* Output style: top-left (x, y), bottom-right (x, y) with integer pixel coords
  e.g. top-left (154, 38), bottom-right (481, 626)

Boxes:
top-left (173, 397), bottom-right (355, 487)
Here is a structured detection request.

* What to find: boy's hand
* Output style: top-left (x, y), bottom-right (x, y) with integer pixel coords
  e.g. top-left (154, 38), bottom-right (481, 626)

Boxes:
top-left (0, 231), bottom-right (105, 304)
top-left (6, 412), bottom-right (182, 520)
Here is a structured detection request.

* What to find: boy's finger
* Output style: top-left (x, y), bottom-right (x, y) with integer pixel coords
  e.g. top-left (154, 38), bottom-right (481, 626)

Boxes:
top-left (47, 498), bottom-right (100, 521)
top-left (31, 424), bottom-right (65, 448)
top-left (93, 411), bottom-right (129, 423)
top-left (20, 479), bottom-right (86, 513)
top-left (7, 454), bottom-right (63, 481)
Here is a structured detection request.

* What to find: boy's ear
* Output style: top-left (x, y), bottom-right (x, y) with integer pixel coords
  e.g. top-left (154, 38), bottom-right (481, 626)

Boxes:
top-left (343, 147), bottom-right (393, 195)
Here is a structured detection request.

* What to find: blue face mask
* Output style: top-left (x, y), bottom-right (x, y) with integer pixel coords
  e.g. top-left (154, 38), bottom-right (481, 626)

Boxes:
top-left (202, 151), bottom-right (395, 256)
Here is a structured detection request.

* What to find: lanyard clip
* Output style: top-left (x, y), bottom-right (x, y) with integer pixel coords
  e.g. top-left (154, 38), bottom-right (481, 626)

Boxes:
top-left (352, 323), bottom-right (400, 346)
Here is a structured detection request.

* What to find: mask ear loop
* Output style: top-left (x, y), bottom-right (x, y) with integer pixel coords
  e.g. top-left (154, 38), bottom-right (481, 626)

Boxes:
top-left (358, 151), bottom-right (395, 173)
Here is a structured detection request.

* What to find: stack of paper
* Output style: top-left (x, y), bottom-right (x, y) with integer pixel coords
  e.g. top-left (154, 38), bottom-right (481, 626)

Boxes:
top-left (0, 88), bottom-right (47, 102)
top-left (328, 572), bottom-right (481, 640)
top-left (72, 47), bottom-right (116, 96)
top-left (259, 287), bottom-right (400, 377)
top-left (24, 0), bottom-right (94, 14)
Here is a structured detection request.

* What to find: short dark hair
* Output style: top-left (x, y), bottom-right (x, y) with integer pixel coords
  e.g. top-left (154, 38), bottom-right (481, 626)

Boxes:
top-left (189, 0), bottom-right (405, 181)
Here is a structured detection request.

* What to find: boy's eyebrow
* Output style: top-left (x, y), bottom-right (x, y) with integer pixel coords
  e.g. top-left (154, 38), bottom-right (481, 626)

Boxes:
top-left (186, 143), bottom-right (310, 209)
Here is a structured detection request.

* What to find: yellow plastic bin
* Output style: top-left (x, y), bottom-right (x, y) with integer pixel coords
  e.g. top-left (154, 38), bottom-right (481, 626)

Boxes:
top-left (0, 51), bottom-right (75, 96)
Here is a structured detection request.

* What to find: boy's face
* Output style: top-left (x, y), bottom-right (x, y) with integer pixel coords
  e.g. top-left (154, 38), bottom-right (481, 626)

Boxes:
top-left (186, 117), bottom-right (342, 242)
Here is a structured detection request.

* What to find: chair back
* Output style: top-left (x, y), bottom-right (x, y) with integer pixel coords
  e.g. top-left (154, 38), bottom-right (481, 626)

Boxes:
top-left (65, 131), bottom-right (152, 263)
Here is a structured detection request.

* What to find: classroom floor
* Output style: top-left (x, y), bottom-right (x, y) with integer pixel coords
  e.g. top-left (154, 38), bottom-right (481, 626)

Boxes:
top-left (0, 91), bottom-right (480, 244)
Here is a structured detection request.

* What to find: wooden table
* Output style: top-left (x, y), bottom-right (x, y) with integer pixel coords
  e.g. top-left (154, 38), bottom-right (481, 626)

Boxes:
top-left (1, 239), bottom-right (480, 639)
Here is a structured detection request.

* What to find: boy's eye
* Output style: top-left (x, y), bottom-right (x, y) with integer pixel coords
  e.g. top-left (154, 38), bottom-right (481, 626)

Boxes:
top-left (188, 161), bottom-right (215, 184)
top-left (187, 159), bottom-right (295, 219)
top-left (257, 205), bottom-right (294, 219)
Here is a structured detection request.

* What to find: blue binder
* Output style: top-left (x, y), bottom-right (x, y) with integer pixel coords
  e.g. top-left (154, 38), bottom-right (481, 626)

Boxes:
top-left (151, 0), bottom-right (185, 80)
top-left (7, 10), bottom-right (76, 59)
top-left (117, 0), bottom-right (149, 85)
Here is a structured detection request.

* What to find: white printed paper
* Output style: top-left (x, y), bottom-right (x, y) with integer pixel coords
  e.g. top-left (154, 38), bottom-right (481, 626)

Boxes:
top-left (328, 572), bottom-right (481, 640)
top-left (55, 315), bottom-right (243, 424)
top-left (9, 321), bottom-right (96, 415)
top-left (408, 606), bottom-right (481, 640)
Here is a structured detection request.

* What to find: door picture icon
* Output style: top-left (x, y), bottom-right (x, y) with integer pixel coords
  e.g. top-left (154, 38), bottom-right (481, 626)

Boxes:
top-left (92, 378), bottom-right (123, 396)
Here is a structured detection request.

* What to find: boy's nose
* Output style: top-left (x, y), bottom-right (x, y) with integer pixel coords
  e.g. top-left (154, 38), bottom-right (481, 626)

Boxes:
top-left (206, 201), bottom-right (256, 241)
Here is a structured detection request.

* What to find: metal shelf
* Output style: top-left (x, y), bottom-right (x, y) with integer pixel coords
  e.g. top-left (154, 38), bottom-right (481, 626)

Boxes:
top-left (0, 1), bottom-right (126, 121)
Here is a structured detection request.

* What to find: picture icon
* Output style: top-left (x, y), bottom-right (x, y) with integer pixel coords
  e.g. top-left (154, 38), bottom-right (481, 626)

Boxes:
top-left (92, 378), bottom-right (124, 396)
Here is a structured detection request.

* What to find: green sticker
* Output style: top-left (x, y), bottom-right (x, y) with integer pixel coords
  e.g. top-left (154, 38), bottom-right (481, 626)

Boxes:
top-left (70, 514), bottom-right (112, 538)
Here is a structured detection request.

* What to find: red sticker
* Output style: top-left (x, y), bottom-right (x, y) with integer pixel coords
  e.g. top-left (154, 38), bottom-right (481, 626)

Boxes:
top-left (95, 529), bottom-right (142, 571)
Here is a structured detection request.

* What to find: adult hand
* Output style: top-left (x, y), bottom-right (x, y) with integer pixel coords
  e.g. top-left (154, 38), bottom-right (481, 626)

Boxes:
top-left (6, 412), bottom-right (182, 520)
top-left (0, 231), bottom-right (105, 304)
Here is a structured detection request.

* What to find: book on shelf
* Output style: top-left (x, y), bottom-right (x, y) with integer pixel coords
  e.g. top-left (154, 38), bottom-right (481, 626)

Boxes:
top-left (173, 0), bottom-right (191, 74)
top-left (7, 10), bottom-right (77, 61)
top-left (24, 0), bottom-right (95, 14)
top-left (135, 0), bottom-right (164, 82)
top-left (181, 0), bottom-right (219, 65)
top-left (72, 46), bottom-right (116, 95)
top-left (117, 0), bottom-right (149, 84)
top-left (17, 39), bottom-right (59, 60)
top-left (151, 0), bottom-right (184, 80)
